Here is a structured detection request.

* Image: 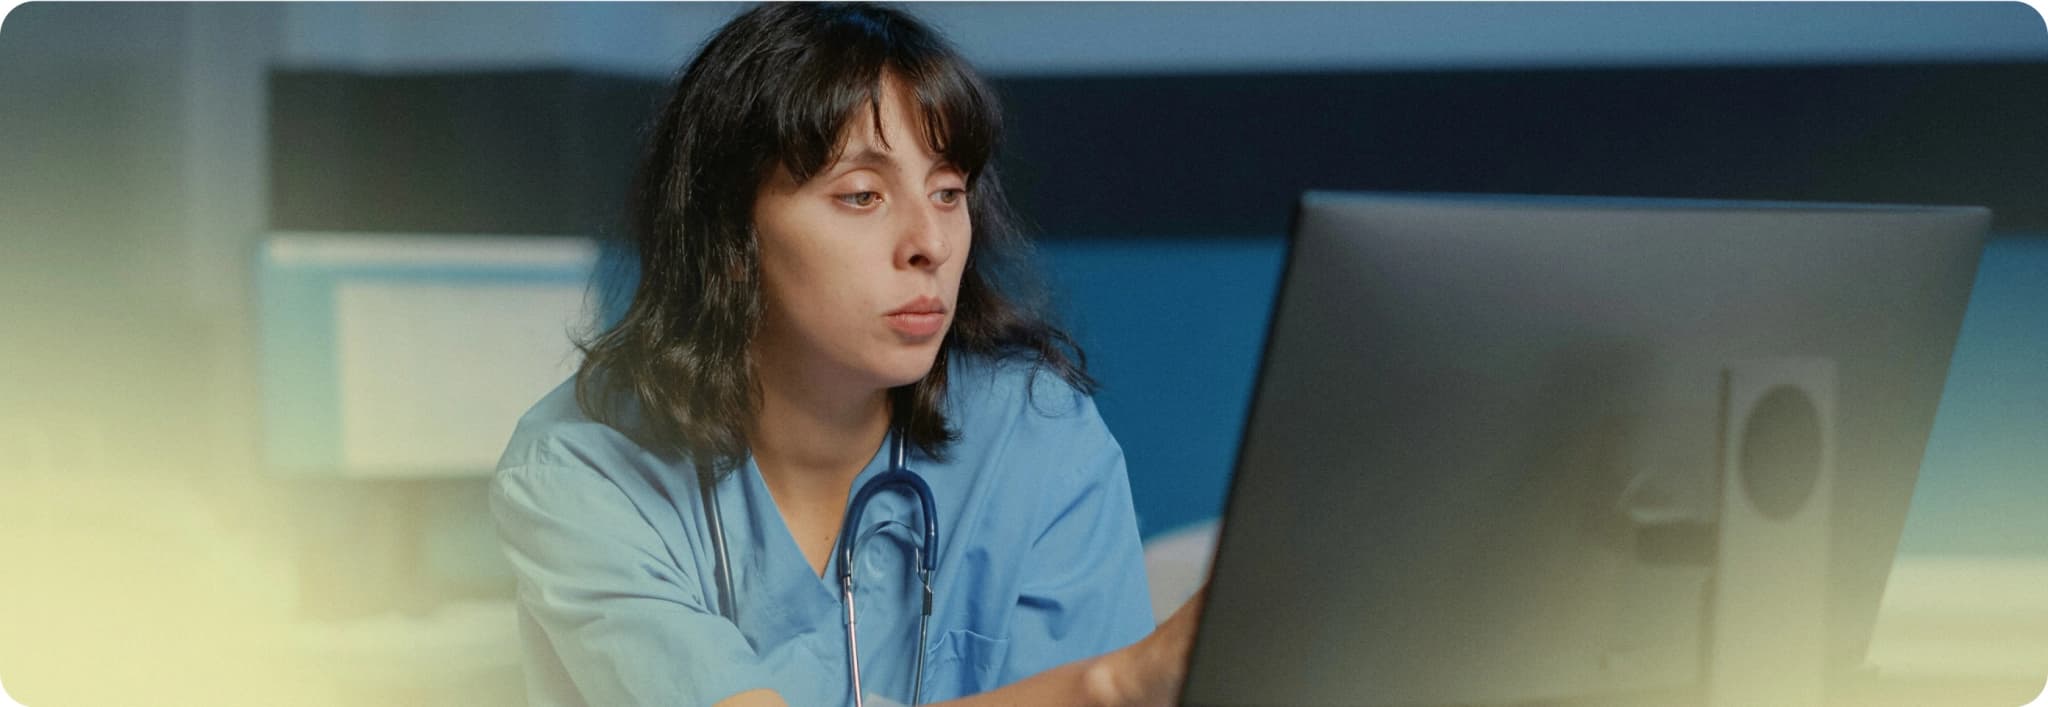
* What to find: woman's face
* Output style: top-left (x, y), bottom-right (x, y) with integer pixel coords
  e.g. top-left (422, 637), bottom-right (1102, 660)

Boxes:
top-left (750, 73), bottom-right (973, 395)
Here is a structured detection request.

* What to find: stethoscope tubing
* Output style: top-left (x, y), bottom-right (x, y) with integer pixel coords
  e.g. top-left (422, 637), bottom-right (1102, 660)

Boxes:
top-left (702, 426), bottom-right (939, 706)
top-left (699, 466), bottom-right (739, 625)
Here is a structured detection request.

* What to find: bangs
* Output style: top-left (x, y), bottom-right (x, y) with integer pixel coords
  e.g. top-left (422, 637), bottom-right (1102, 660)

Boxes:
top-left (765, 8), bottom-right (1001, 188)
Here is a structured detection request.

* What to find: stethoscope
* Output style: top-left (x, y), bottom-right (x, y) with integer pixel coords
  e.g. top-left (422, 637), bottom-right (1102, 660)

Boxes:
top-left (698, 425), bottom-right (939, 707)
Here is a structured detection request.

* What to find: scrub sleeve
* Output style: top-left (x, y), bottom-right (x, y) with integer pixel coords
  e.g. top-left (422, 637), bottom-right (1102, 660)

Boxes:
top-left (995, 391), bottom-right (1157, 687)
top-left (491, 462), bottom-right (773, 705)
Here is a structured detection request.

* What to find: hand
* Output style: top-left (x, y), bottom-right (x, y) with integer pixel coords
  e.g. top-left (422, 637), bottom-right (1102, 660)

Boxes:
top-left (1087, 585), bottom-right (1209, 707)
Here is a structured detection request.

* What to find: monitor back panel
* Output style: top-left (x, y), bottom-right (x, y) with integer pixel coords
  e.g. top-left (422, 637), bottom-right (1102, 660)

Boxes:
top-left (1182, 193), bottom-right (1987, 706)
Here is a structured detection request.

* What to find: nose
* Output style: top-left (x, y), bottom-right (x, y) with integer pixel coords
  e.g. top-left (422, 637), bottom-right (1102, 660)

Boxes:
top-left (895, 198), bottom-right (954, 271)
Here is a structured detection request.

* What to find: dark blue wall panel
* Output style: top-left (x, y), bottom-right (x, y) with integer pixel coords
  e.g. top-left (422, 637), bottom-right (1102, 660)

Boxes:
top-left (1038, 237), bottom-right (1288, 538)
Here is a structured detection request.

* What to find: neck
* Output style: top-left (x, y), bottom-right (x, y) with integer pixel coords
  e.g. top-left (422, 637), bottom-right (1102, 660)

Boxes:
top-left (747, 351), bottom-right (892, 493)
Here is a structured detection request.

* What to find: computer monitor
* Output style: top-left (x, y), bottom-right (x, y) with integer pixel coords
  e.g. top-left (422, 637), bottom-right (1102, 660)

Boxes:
top-left (1182, 192), bottom-right (1988, 706)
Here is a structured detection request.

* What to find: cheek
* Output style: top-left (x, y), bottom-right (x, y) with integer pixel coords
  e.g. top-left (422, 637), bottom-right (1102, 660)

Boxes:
top-left (947, 226), bottom-right (973, 292)
top-left (768, 257), bottom-right (852, 316)
top-left (761, 238), bottom-right (874, 325)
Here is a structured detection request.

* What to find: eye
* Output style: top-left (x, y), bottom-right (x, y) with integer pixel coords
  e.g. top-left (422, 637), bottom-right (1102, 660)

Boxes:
top-left (836, 191), bottom-right (882, 208)
top-left (932, 188), bottom-right (967, 206)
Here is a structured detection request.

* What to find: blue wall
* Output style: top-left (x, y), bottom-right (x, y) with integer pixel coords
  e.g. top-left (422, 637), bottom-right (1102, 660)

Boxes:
top-left (275, 3), bottom-right (2048, 76)
top-left (1899, 236), bottom-right (2048, 557)
top-left (1039, 237), bottom-right (1288, 538)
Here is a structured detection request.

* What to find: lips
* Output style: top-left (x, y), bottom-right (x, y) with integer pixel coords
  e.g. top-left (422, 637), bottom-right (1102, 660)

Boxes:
top-left (888, 296), bottom-right (947, 316)
top-left (886, 296), bottom-right (948, 338)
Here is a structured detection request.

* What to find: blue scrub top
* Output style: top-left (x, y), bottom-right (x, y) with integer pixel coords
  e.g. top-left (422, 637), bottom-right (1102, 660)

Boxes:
top-left (489, 354), bottom-right (1156, 706)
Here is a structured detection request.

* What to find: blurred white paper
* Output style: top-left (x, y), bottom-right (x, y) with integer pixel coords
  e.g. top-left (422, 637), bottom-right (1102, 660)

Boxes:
top-left (335, 280), bottom-right (587, 474)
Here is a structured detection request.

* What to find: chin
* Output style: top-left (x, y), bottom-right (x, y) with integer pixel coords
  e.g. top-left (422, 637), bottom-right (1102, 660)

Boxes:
top-left (874, 345), bottom-right (945, 388)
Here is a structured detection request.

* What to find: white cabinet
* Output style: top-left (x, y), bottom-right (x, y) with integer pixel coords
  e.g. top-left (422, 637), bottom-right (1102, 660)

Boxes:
top-left (257, 233), bottom-right (598, 478)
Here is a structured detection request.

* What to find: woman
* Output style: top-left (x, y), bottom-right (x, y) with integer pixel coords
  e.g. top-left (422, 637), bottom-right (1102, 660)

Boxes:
top-left (489, 4), bottom-right (1204, 706)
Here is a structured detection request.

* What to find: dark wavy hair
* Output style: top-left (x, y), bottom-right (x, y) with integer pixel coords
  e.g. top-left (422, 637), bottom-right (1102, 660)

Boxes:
top-left (575, 2), bottom-right (1092, 476)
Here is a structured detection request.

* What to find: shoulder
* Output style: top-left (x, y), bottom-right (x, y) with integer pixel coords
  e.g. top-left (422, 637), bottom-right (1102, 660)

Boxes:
top-left (945, 352), bottom-right (1122, 484)
top-left (501, 378), bottom-right (653, 470)
top-left (493, 377), bottom-right (690, 510)
top-left (946, 351), bottom-right (1096, 427)
top-left (489, 378), bottom-right (704, 576)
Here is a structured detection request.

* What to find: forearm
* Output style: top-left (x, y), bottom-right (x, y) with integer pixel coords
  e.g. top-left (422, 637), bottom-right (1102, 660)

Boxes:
top-left (713, 688), bottom-right (789, 706)
top-left (945, 587), bottom-right (1201, 707)
top-left (709, 655), bottom-right (1117, 707)
top-left (712, 587), bottom-right (1201, 707)
top-left (928, 650), bottom-right (1122, 707)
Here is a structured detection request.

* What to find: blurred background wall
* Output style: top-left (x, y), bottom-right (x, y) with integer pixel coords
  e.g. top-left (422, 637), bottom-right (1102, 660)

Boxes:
top-left (2, 3), bottom-right (2044, 705)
